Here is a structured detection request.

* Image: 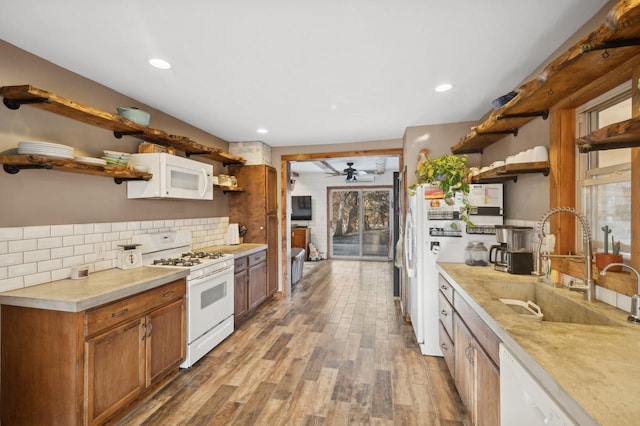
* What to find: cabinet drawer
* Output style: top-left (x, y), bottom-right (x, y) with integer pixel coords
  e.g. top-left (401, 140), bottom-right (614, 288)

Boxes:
top-left (439, 291), bottom-right (454, 338)
top-left (234, 256), bottom-right (248, 272)
top-left (439, 322), bottom-right (455, 378)
top-left (438, 274), bottom-right (454, 304)
top-left (248, 250), bottom-right (267, 265)
top-left (85, 280), bottom-right (185, 337)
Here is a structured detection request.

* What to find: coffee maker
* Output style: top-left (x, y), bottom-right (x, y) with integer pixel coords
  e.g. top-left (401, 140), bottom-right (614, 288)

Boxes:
top-left (490, 225), bottom-right (509, 272)
top-left (491, 225), bottom-right (534, 274)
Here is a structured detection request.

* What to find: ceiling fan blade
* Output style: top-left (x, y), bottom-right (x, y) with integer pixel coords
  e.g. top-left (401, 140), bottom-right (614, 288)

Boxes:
top-left (315, 160), bottom-right (341, 175)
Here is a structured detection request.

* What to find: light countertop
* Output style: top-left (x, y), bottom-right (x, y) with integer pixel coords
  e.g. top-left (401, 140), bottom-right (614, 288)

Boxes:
top-left (202, 243), bottom-right (267, 257)
top-left (0, 267), bottom-right (188, 312)
top-left (437, 262), bottom-right (640, 426)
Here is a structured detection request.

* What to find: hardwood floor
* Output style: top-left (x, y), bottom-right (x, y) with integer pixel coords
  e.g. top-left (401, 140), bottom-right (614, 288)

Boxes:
top-left (119, 260), bottom-right (468, 425)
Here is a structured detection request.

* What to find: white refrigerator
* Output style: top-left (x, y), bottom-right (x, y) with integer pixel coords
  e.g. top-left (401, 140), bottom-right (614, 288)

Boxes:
top-left (405, 183), bottom-right (503, 356)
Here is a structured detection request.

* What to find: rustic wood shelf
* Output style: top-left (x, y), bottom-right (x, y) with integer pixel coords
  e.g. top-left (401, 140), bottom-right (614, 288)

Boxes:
top-left (0, 85), bottom-right (246, 165)
top-left (576, 115), bottom-right (640, 152)
top-left (471, 161), bottom-right (550, 183)
top-left (451, 0), bottom-right (640, 155)
top-left (213, 184), bottom-right (244, 193)
top-left (0, 154), bottom-right (152, 184)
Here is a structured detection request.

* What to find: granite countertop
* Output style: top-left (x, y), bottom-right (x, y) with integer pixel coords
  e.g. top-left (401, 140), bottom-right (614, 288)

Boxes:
top-left (201, 243), bottom-right (267, 257)
top-left (0, 267), bottom-right (188, 312)
top-left (437, 263), bottom-right (640, 426)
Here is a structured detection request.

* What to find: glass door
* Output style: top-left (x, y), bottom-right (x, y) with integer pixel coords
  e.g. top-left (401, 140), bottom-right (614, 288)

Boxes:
top-left (329, 187), bottom-right (392, 259)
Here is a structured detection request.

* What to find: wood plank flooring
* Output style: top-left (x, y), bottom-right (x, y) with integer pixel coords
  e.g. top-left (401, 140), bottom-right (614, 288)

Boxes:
top-left (119, 260), bottom-right (469, 425)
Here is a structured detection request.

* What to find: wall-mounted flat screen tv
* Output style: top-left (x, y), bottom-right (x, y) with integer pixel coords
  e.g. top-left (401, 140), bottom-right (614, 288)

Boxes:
top-left (291, 195), bottom-right (312, 220)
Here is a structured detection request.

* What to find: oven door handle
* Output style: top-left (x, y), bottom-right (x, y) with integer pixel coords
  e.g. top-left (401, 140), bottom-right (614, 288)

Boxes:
top-left (188, 266), bottom-right (234, 286)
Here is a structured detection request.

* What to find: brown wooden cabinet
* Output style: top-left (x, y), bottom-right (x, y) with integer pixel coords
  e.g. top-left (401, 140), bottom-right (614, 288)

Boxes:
top-left (229, 165), bottom-right (278, 296)
top-left (248, 251), bottom-right (268, 310)
top-left (291, 227), bottom-right (311, 252)
top-left (1, 279), bottom-right (186, 426)
top-left (234, 256), bottom-right (249, 324)
top-left (439, 273), bottom-right (500, 426)
top-left (234, 249), bottom-right (268, 325)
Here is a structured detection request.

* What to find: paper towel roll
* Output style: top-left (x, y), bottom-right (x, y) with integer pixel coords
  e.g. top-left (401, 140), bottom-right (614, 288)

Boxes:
top-left (225, 223), bottom-right (240, 245)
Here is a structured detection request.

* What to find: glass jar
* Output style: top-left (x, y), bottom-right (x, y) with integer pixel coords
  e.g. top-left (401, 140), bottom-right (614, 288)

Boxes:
top-left (466, 241), bottom-right (489, 266)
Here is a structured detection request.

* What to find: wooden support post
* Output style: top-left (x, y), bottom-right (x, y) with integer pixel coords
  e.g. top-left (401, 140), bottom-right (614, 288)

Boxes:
top-left (631, 65), bottom-right (640, 271)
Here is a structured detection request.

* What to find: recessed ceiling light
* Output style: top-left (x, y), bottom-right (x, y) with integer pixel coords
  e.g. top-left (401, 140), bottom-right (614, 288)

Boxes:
top-left (148, 58), bottom-right (172, 69)
top-left (257, 128), bottom-right (268, 134)
top-left (435, 83), bottom-right (453, 92)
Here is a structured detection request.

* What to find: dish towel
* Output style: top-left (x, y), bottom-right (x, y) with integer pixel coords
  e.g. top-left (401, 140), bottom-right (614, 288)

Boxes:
top-left (225, 223), bottom-right (240, 245)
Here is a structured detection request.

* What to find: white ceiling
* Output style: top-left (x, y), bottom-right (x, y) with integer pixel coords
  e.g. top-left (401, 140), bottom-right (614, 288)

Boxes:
top-left (0, 1), bottom-right (608, 148)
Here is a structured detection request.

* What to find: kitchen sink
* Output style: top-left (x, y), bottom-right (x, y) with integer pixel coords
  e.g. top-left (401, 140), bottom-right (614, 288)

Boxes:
top-left (484, 280), bottom-right (619, 326)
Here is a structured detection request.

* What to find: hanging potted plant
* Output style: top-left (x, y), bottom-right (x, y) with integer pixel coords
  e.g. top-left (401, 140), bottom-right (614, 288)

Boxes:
top-left (409, 154), bottom-right (474, 224)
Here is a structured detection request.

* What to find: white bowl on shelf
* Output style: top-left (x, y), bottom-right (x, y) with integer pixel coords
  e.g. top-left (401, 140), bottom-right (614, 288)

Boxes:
top-left (505, 155), bottom-right (516, 165)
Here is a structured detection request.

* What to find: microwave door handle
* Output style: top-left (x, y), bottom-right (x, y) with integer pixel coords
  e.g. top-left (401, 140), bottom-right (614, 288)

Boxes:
top-left (199, 168), bottom-right (208, 198)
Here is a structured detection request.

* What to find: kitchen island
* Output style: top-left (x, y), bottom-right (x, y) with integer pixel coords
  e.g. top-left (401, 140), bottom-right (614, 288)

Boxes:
top-left (438, 262), bottom-right (640, 426)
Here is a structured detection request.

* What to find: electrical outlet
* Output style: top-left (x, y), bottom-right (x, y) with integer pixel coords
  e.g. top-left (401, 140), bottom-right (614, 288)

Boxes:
top-left (95, 243), bottom-right (107, 260)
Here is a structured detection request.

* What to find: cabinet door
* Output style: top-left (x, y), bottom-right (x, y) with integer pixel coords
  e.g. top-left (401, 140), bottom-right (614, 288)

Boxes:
top-left (454, 315), bottom-right (475, 424)
top-left (147, 299), bottom-right (186, 386)
top-left (248, 261), bottom-right (267, 310)
top-left (476, 344), bottom-right (500, 426)
top-left (235, 269), bottom-right (249, 323)
top-left (85, 318), bottom-right (146, 425)
top-left (267, 214), bottom-right (278, 296)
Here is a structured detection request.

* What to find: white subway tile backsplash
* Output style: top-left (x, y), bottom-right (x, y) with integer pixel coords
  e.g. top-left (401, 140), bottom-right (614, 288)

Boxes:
top-left (9, 239), bottom-right (37, 253)
top-left (24, 272), bottom-right (51, 287)
top-left (85, 233), bottom-right (104, 244)
top-left (0, 217), bottom-right (229, 291)
top-left (24, 226), bottom-right (50, 239)
top-left (74, 224), bottom-right (94, 235)
top-left (38, 237), bottom-right (63, 250)
top-left (0, 227), bottom-right (23, 241)
top-left (38, 259), bottom-right (63, 273)
top-left (94, 223), bottom-right (112, 233)
top-left (74, 244), bottom-right (94, 256)
top-left (24, 249), bottom-right (51, 263)
top-left (63, 235), bottom-right (84, 247)
top-left (112, 222), bottom-right (127, 232)
top-left (0, 277), bottom-right (23, 292)
top-left (51, 246), bottom-right (74, 259)
top-left (9, 262), bottom-right (37, 278)
top-left (51, 268), bottom-right (71, 281)
top-left (0, 252), bottom-right (23, 267)
top-left (50, 224), bottom-right (74, 237)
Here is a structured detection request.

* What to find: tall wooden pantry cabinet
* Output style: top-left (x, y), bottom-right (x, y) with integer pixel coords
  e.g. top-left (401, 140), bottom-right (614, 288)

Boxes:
top-left (229, 165), bottom-right (278, 297)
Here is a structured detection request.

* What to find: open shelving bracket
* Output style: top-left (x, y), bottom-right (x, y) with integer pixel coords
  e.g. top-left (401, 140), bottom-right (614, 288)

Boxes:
top-left (475, 128), bottom-right (519, 137)
top-left (113, 177), bottom-right (150, 185)
top-left (223, 161), bottom-right (245, 167)
top-left (113, 130), bottom-right (145, 139)
top-left (184, 151), bottom-right (211, 158)
top-left (581, 37), bottom-right (640, 54)
top-left (497, 110), bottom-right (549, 121)
top-left (3, 163), bottom-right (52, 174)
top-left (3, 97), bottom-right (49, 110)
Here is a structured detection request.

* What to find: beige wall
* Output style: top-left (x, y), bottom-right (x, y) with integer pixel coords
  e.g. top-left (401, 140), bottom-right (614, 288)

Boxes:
top-left (0, 40), bottom-right (229, 227)
top-left (402, 121), bottom-right (480, 188)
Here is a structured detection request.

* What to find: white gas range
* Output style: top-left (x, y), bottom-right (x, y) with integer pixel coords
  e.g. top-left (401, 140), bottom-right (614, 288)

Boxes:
top-left (132, 231), bottom-right (234, 368)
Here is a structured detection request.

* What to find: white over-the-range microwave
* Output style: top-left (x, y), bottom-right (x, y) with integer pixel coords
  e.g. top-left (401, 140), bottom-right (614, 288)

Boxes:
top-left (127, 153), bottom-right (214, 200)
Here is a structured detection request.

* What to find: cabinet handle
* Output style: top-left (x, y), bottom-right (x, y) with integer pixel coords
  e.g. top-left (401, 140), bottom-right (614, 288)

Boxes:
top-left (162, 290), bottom-right (175, 298)
top-left (147, 321), bottom-right (153, 337)
top-left (111, 308), bottom-right (129, 318)
top-left (441, 342), bottom-right (448, 351)
top-left (440, 309), bottom-right (448, 317)
top-left (140, 323), bottom-right (146, 341)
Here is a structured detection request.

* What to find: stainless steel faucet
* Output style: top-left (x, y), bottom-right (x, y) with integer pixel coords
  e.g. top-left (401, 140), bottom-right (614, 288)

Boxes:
top-left (534, 207), bottom-right (594, 301)
top-left (600, 263), bottom-right (640, 323)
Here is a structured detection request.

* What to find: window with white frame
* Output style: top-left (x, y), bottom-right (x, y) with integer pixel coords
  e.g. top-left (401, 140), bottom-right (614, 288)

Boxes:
top-left (577, 83), bottom-right (631, 257)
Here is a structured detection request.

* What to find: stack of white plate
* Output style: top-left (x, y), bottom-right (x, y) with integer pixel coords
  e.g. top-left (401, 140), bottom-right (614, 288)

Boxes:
top-left (75, 157), bottom-right (107, 166)
top-left (102, 150), bottom-right (131, 166)
top-left (18, 141), bottom-right (74, 160)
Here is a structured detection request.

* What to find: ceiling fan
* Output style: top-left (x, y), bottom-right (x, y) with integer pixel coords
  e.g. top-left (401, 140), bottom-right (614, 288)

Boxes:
top-left (324, 161), bottom-right (369, 181)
